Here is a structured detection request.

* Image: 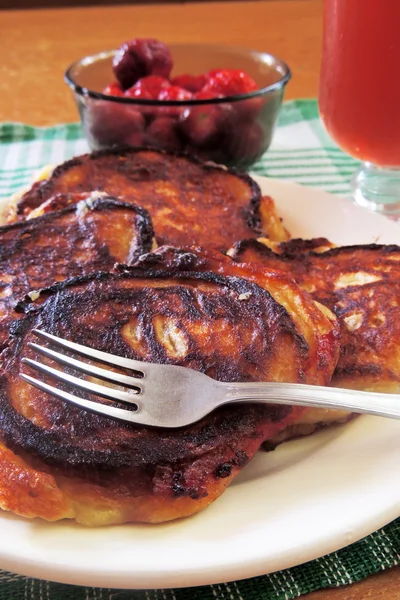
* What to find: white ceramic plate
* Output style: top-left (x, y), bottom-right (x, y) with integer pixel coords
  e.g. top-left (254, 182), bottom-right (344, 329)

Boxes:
top-left (0, 177), bottom-right (399, 589)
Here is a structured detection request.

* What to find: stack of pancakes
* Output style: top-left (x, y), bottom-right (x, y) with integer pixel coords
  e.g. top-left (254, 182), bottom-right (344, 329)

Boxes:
top-left (0, 147), bottom-right (398, 525)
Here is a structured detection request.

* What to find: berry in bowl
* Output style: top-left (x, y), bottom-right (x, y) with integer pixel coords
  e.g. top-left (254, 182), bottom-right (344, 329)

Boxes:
top-left (65, 40), bottom-right (291, 170)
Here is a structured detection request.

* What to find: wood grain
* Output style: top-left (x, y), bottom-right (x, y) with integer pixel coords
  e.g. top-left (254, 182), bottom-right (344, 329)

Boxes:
top-left (0, 0), bottom-right (398, 597)
top-left (0, 0), bottom-right (296, 8)
top-left (0, 0), bottom-right (323, 124)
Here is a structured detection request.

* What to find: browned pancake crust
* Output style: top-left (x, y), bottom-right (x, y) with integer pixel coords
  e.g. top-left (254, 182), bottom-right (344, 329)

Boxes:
top-left (229, 240), bottom-right (400, 390)
top-left (0, 196), bottom-right (154, 352)
top-left (27, 192), bottom-right (99, 218)
top-left (3, 269), bottom-right (313, 468)
top-left (15, 148), bottom-right (263, 250)
top-left (0, 249), bottom-right (339, 523)
top-left (256, 237), bottom-right (335, 256)
top-left (134, 246), bottom-right (341, 386)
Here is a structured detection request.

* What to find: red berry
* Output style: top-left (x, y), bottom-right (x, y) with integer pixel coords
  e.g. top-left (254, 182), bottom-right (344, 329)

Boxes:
top-left (102, 82), bottom-right (124, 97)
top-left (157, 86), bottom-right (193, 117)
top-left (112, 38), bottom-right (173, 90)
top-left (158, 86), bottom-right (193, 102)
top-left (124, 131), bottom-right (146, 148)
top-left (203, 69), bottom-right (258, 97)
top-left (112, 43), bottom-right (144, 90)
top-left (86, 100), bottom-right (146, 148)
top-left (124, 86), bottom-right (153, 100)
top-left (179, 104), bottom-right (227, 147)
top-left (194, 90), bottom-right (222, 100)
top-left (123, 86), bottom-right (157, 123)
top-left (131, 75), bottom-right (170, 99)
top-left (170, 74), bottom-right (207, 93)
top-left (145, 117), bottom-right (182, 152)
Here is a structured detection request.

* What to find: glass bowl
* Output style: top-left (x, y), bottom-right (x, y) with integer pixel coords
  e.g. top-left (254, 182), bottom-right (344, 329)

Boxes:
top-left (65, 43), bottom-right (291, 170)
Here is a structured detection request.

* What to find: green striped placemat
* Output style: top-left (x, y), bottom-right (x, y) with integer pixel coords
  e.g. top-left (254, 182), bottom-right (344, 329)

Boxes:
top-left (0, 522), bottom-right (398, 600)
top-left (253, 100), bottom-right (360, 195)
top-left (0, 99), bottom-right (360, 201)
top-left (0, 99), bottom-right (398, 600)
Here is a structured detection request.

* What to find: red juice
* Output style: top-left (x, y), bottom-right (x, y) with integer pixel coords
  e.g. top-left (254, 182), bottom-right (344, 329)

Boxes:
top-left (319, 0), bottom-right (400, 167)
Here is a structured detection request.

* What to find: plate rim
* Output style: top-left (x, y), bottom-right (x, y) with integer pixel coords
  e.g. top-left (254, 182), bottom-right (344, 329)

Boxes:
top-left (0, 176), bottom-right (399, 589)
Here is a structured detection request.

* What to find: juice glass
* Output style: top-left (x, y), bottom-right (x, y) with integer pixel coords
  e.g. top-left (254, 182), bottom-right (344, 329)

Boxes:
top-left (319, 0), bottom-right (400, 216)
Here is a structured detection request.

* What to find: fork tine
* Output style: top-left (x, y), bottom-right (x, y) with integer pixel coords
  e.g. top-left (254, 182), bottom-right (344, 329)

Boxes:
top-left (20, 373), bottom-right (148, 425)
top-left (22, 358), bottom-right (140, 406)
top-left (28, 342), bottom-right (142, 388)
top-left (32, 329), bottom-right (147, 375)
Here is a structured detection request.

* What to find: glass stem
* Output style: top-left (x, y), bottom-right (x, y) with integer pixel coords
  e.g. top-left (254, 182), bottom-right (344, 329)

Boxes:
top-left (352, 163), bottom-right (400, 217)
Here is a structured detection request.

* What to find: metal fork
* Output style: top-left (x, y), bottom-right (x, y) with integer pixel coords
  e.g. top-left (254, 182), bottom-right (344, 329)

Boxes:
top-left (21, 329), bottom-right (400, 428)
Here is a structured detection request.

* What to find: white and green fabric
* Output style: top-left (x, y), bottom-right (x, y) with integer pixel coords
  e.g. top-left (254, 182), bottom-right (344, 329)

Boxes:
top-left (0, 100), bottom-right (360, 202)
top-left (253, 100), bottom-right (359, 195)
top-left (0, 99), bottom-right (398, 600)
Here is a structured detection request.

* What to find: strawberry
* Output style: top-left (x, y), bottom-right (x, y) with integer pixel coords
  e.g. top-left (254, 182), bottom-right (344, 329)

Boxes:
top-left (170, 74), bottom-right (207, 93)
top-left (136, 75), bottom-right (170, 98)
top-left (180, 104), bottom-right (227, 147)
top-left (112, 38), bottom-right (173, 90)
top-left (124, 86), bottom-right (153, 100)
top-left (158, 86), bottom-right (193, 102)
top-left (102, 82), bottom-right (124, 97)
top-left (125, 76), bottom-right (170, 100)
top-left (157, 86), bottom-right (193, 117)
top-left (194, 90), bottom-right (222, 100)
top-left (203, 69), bottom-right (258, 97)
top-left (86, 100), bottom-right (145, 148)
top-left (146, 117), bottom-right (182, 152)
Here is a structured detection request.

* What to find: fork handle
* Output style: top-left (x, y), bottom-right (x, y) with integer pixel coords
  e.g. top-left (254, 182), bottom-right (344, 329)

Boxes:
top-left (219, 382), bottom-right (400, 420)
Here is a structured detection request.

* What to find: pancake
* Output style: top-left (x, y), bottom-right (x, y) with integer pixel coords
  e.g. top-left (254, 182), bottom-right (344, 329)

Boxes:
top-left (229, 239), bottom-right (400, 389)
top-left (12, 147), bottom-right (289, 249)
top-left (135, 245), bottom-right (340, 387)
top-left (228, 239), bottom-right (400, 442)
top-left (0, 195), bottom-right (154, 353)
top-left (0, 247), bottom-right (339, 525)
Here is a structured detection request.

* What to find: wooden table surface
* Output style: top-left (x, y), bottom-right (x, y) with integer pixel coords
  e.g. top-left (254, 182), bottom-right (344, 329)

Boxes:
top-left (0, 0), bottom-right (323, 124)
top-left (0, 1), bottom-right (399, 597)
